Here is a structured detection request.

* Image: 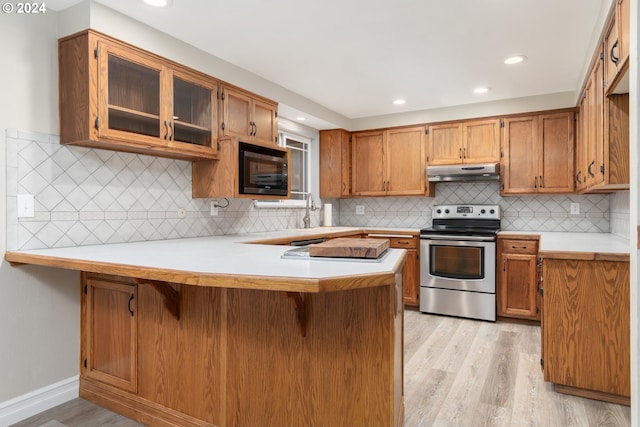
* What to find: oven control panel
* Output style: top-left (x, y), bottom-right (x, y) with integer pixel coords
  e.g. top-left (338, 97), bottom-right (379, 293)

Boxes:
top-left (432, 204), bottom-right (501, 220)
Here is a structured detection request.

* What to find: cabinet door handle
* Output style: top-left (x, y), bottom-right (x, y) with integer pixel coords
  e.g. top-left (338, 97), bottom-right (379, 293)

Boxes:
top-left (534, 176), bottom-right (538, 188)
top-left (575, 171), bottom-right (581, 185)
top-left (128, 294), bottom-right (134, 317)
top-left (168, 122), bottom-right (174, 141)
top-left (459, 147), bottom-right (462, 159)
top-left (539, 175), bottom-right (543, 188)
top-left (588, 160), bottom-right (595, 177)
top-left (610, 38), bottom-right (620, 65)
top-left (463, 147), bottom-right (466, 159)
top-left (503, 259), bottom-right (506, 272)
top-left (163, 120), bottom-right (169, 140)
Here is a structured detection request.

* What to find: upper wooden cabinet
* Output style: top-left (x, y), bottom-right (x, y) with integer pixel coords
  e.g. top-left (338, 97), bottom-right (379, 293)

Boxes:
top-left (59, 30), bottom-right (219, 161)
top-left (427, 118), bottom-right (501, 165)
top-left (604, 0), bottom-right (630, 94)
top-left (319, 129), bottom-right (351, 198)
top-left (502, 112), bottom-right (574, 195)
top-left (220, 84), bottom-right (278, 145)
top-left (352, 126), bottom-right (433, 197)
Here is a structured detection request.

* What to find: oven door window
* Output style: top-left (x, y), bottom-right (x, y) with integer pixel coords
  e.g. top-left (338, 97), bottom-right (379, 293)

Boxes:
top-left (430, 245), bottom-right (484, 280)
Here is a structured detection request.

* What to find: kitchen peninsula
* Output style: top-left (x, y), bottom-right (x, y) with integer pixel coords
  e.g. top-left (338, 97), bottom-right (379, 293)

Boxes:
top-left (4, 228), bottom-right (406, 427)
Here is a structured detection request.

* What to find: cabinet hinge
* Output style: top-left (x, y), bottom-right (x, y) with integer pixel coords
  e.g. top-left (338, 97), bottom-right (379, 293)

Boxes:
top-left (94, 117), bottom-right (99, 130)
top-left (83, 358), bottom-right (87, 368)
top-left (500, 120), bottom-right (504, 128)
top-left (83, 284), bottom-right (87, 294)
top-left (275, 111), bottom-right (278, 118)
top-left (221, 92), bottom-right (225, 101)
top-left (94, 47), bottom-right (98, 59)
top-left (221, 122), bottom-right (225, 131)
top-left (538, 287), bottom-right (544, 296)
top-left (536, 306), bottom-right (539, 314)
top-left (500, 151), bottom-right (503, 158)
top-left (600, 164), bottom-right (605, 174)
top-left (349, 135), bottom-right (352, 143)
top-left (600, 51), bottom-right (605, 61)
top-left (540, 358), bottom-right (544, 368)
top-left (216, 90), bottom-right (219, 100)
top-left (425, 128), bottom-right (429, 135)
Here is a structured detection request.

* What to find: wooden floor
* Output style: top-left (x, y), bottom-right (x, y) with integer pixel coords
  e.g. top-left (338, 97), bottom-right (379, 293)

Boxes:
top-left (12, 310), bottom-right (631, 427)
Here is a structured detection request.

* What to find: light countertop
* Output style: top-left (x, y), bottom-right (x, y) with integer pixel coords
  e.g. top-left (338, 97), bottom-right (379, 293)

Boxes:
top-left (4, 227), bottom-right (407, 293)
top-left (498, 231), bottom-right (630, 260)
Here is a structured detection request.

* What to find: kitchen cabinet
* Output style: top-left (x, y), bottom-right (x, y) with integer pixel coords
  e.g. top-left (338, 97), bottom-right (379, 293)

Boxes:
top-left (575, 54), bottom-right (603, 193)
top-left (501, 112), bottom-right (574, 195)
top-left (352, 126), bottom-right (434, 197)
top-left (220, 84), bottom-right (278, 145)
top-left (319, 129), bottom-right (351, 198)
top-left (82, 273), bottom-right (137, 393)
top-left (366, 233), bottom-right (420, 307)
top-left (496, 237), bottom-right (539, 321)
top-left (59, 30), bottom-right (219, 161)
top-left (541, 255), bottom-right (630, 405)
top-left (192, 137), bottom-right (290, 199)
top-left (427, 118), bottom-right (500, 165)
top-left (604, 0), bottom-right (630, 94)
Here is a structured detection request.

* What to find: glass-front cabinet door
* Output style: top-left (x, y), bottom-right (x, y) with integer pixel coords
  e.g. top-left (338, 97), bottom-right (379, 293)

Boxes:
top-left (98, 41), bottom-right (163, 145)
top-left (96, 40), bottom-right (219, 159)
top-left (168, 70), bottom-right (218, 157)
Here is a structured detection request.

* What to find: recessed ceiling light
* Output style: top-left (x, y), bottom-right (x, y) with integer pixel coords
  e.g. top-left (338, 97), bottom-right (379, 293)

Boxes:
top-left (296, 117), bottom-right (306, 121)
top-left (473, 87), bottom-right (490, 94)
top-left (393, 99), bottom-right (406, 105)
top-left (141, 0), bottom-right (172, 7)
top-left (504, 55), bottom-right (527, 65)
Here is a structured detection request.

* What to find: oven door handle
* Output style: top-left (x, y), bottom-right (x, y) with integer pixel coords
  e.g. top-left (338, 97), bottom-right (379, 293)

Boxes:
top-left (420, 234), bottom-right (495, 242)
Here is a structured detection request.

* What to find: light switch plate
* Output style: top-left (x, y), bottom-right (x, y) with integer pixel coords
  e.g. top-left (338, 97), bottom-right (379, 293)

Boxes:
top-left (17, 194), bottom-right (35, 218)
top-left (355, 205), bottom-right (365, 215)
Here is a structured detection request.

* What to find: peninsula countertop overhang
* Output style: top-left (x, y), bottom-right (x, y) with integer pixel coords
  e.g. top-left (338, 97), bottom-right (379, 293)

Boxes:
top-left (4, 227), bottom-right (408, 293)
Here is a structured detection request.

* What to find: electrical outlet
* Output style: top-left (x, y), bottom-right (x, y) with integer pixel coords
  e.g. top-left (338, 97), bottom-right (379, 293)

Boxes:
top-left (177, 208), bottom-right (186, 218)
top-left (355, 205), bottom-right (365, 215)
top-left (210, 201), bottom-right (219, 217)
top-left (570, 203), bottom-right (580, 215)
top-left (17, 194), bottom-right (35, 218)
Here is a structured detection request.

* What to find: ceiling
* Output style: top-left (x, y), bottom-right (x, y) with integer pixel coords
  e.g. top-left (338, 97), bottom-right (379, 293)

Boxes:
top-left (47, 0), bottom-right (609, 128)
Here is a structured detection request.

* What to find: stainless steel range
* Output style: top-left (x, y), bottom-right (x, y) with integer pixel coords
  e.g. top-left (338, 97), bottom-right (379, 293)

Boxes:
top-left (419, 204), bottom-right (501, 322)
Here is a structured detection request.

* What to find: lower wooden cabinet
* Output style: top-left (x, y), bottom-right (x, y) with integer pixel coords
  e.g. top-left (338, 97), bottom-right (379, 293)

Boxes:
top-left (367, 234), bottom-right (420, 307)
top-left (541, 256), bottom-right (630, 404)
top-left (497, 236), bottom-right (540, 321)
top-left (82, 273), bottom-right (137, 393)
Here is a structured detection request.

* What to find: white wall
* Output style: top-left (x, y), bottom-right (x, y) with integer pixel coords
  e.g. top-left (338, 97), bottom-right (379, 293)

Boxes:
top-left (0, 12), bottom-right (80, 403)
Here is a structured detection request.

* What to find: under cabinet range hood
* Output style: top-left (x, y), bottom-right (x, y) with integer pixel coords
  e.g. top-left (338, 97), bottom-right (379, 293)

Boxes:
top-left (427, 163), bottom-right (500, 182)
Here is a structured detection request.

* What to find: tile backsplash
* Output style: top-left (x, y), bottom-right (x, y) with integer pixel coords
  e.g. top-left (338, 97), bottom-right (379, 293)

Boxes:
top-left (339, 182), bottom-right (612, 233)
top-left (6, 129), bottom-right (631, 251)
top-left (6, 130), bottom-right (320, 250)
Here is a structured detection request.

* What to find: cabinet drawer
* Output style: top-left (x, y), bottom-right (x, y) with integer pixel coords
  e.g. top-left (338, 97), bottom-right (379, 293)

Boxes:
top-left (389, 237), bottom-right (418, 249)
top-left (501, 239), bottom-right (538, 254)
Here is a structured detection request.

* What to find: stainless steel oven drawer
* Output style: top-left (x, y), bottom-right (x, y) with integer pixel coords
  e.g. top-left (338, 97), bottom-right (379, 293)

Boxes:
top-left (420, 287), bottom-right (496, 322)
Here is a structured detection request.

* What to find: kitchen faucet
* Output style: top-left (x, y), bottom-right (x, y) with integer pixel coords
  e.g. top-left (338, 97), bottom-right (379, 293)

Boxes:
top-left (302, 193), bottom-right (318, 229)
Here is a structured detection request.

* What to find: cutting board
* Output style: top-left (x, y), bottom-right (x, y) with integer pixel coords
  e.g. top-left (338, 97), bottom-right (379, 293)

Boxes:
top-left (309, 238), bottom-right (390, 259)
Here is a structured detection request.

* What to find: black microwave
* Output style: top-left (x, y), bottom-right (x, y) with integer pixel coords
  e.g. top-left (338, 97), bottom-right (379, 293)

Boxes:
top-left (238, 142), bottom-right (289, 196)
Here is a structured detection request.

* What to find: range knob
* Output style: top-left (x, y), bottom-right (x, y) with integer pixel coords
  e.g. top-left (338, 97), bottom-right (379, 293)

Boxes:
top-left (480, 209), bottom-right (486, 214)
top-left (436, 209), bottom-right (442, 214)
top-left (490, 209), bottom-right (495, 214)
top-left (445, 209), bottom-right (450, 214)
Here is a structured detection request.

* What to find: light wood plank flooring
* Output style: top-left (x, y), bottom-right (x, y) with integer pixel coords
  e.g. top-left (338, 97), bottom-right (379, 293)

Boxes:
top-left (12, 310), bottom-right (631, 427)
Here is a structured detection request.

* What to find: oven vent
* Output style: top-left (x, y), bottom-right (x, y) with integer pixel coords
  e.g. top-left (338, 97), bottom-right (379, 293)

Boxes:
top-left (427, 163), bottom-right (500, 182)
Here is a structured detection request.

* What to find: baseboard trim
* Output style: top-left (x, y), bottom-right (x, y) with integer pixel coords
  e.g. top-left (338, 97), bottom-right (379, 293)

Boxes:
top-left (0, 376), bottom-right (79, 426)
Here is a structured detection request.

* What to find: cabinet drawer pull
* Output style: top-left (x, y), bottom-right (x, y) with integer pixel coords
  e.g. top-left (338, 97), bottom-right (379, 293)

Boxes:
top-left (512, 245), bottom-right (528, 249)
